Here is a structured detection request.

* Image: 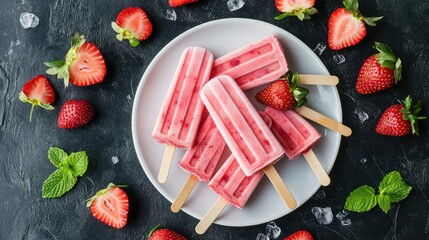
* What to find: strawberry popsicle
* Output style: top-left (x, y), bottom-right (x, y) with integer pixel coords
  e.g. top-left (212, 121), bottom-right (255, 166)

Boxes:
top-left (265, 107), bottom-right (330, 186)
top-left (201, 75), bottom-right (296, 208)
top-left (152, 47), bottom-right (214, 183)
top-left (200, 75), bottom-right (283, 176)
top-left (195, 154), bottom-right (264, 234)
top-left (210, 35), bottom-right (288, 90)
top-left (171, 115), bottom-right (226, 213)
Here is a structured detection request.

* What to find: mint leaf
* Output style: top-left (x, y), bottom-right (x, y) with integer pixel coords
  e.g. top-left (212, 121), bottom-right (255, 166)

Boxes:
top-left (379, 171), bottom-right (403, 191)
top-left (382, 182), bottom-right (412, 203)
top-left (42, 169), bottom-right (77, 198)
top-left (64, 151), bottom-right (88, 176)
top-left (378, 194), bottom-right (391, 213)
top-left (48, 147), bottom-right (68, 168)
top-left (345, 185), bottom-right (378, 212)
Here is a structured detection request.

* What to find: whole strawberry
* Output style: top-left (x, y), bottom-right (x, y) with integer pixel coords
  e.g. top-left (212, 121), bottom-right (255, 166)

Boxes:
top-left (284, 230), bottom-right (313, 240)
top-left (58, 100), bottom-right (94, 129)
top-left (44, 33), bottom-right (107, 88)
top-left (356, 42), bottom-right (402, 94)
top-left (148, 225), bottom-right (187, 240)
top-left (87, 183), bottom-right (129, 229)
top-left (19, 75), bottom-right (55, 122)
top-left (275, 0), bottom-right (318, 21)
top-left (256, 71), bottom-right (309, 111)
top-left (328, 0), bottom-right (383, 50)
top-left (111, 7), bottom-right (153, 47)
top-left (376, 96), bottom-right (426, 136)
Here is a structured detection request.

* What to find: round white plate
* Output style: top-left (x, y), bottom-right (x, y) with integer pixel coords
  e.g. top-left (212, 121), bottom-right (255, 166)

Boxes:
top-left (132, 18), bottom-right (342, 227)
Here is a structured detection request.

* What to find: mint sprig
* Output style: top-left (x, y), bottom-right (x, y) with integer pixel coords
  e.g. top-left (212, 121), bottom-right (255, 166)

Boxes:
top-left (345, 171), bottom-right (412, 213)
top-left (42, 147), bottom-right (89, 198)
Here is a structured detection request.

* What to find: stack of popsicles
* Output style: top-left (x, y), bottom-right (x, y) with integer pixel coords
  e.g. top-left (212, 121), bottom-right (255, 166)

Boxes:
top-left (151, 35), bottom-right (352, 234)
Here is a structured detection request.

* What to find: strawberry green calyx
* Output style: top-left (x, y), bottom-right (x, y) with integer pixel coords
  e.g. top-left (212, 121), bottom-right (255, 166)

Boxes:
top-left (18, 92), bottom-right (54, 122)
top-left (86, 183), bottom-right (127, 207)
top-left (400, 95), bottom-right (426, 135)
top-left (284, 71), bottom-right (309, 108)
top-left (111, 22), bottom-right (140, 47)
top-left (374, 42), bottom-right (402, 82)
top-left (275, 7), bottom-right (318, 21)
top-left (44, 33), bottom-right (87, 88)
top-left (342, 0), bottom-right (383, 26)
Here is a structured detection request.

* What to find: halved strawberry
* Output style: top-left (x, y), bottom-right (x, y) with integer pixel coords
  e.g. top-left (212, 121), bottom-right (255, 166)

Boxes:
top-left (328, 0), bottom-right (383, 50)
top-left (356, 42), bottom-right (402, 94)
top-left (256, 71), bottom-right (309, 111)
top-left (284, 230), bottom-right (313, 240)
top-left (44, 33), bottom-right (106, 87)
top-left (18, 75), bottom-right (55, 122)
top-left (87, 183), bottom-right (129, 229)
top-left (169, 0), bottom-right (199, 8)
top-left (376, 96), bottom-right (426, 136)
top-left (275, 0), bottom-right (318, 21)
top-left (111, 7), bottom-right (152, 47)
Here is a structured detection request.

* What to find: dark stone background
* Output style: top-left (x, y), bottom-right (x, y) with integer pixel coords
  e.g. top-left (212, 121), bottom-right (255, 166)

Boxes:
top-left (1, 0), bottom-right (428, 239)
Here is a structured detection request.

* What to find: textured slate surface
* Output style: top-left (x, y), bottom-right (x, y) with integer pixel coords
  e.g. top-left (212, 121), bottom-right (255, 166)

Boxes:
top-left (1, 0), bottom-right (428, 239)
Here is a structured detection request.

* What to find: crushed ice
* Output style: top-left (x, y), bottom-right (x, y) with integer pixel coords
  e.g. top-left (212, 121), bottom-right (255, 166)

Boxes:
top-left (227, 0), bottom-right (245, 11)
top-left (111, 156), bottom-right (119, 164)
top-left (313, 43), bottom-right (326, 56)
top-left (256, 233), bottom-right (269, 240)
top-left (311, 207), bottom-right (333, 225)
top-left (360, 158), bottom-right (367, 164)
top-left (333, 54), bottom-right (346, 65)
top-left (165, 9), bottom-right (177, 21)
top-left (19, 12), bottom-right (39, 29)
top-left (336, 210), bottom-right (352, 226)
top-left (266, 222), bottom-right (281, 239)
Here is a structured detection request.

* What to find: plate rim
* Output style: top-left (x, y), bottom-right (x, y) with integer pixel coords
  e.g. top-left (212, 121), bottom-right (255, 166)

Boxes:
top-left (131, 17), bottom-right (343, 227)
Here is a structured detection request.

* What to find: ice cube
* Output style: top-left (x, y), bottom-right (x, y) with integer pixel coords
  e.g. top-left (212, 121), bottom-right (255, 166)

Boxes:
top-left (311, 189), bottom-right (326, 200)
top-left (354, 109), bottom-right (369, 124)
top-left (19, 12), bottom-right (39, 29)
top-left (340, 219), bottom-right (352, 226)
top-left (266, 222), bottom-right (281, 239)
top-left (313, 43), bottom-right (326, 56)
top-left (333, 54), bottom-right (346, 64)
top-left (227, 0), bottom-right (245, 12)
top-left (165, 9), bottom-right (177, 21)
top-left (311, 207), bottom-right (333, 225)
top-left (111, 156), bottom-right (119, 164)
top-left (256, 233), bottom-right (269, 240)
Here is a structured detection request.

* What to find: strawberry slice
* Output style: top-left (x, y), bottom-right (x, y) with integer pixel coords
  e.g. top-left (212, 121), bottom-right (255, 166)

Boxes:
top-left (328, 0), bottom-right (383, 50)
top-left (112, 7), bottom-right (152, 47)
top-left (18, 75), bottom-right (55, 122)
top-left (275, 0), bottom-right (318, 21)
top-left (284, 230), bottom-right (314, 240)
top-left (87, 183), bottom-right (129, 229)
top-left (44, 33), bottom-right (106, 88)
top-left (169, 0), bottom-right (199, 8)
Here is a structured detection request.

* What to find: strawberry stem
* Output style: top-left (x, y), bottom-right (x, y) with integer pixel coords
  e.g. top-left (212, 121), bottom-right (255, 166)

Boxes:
top-left (148, 224), bottom-right (161, 238)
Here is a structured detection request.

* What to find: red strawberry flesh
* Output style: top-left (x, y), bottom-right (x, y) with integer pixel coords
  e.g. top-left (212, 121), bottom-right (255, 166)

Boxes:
top-left (169, 0), bottom-right (199, 8)
top-left (284, 230), bottom-right (313, 240)
top-left (328, 8), bottom-right (366, 50)
top-left (69, 42), bottom-right (106, 86)
top-left (19, 75), bottom-right (55, 122)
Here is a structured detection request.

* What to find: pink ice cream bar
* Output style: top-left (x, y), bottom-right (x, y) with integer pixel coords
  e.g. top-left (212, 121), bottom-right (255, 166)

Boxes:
top-left (208, 155), bottom-right (264, 208)
top-left (152, 47), bottom-right (214, 148)
top-left (200, 75), bottom-right (284, 176)
top-left (265, 107), bottom-right (321, 159)
top-left (178, 115), bottom-right (226, 182)
top-left (210, 35), bottom-right (288, 90)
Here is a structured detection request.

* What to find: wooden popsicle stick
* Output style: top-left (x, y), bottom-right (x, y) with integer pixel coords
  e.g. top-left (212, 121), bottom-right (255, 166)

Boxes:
top-left (195, 198), bottom-right (228, 235)
top-left (157, 144), bottom-right (176, 184)
top-left (295, 106), bottom-right (352, 137)
top-left (171, 175), bottom-right (199, 213)
top-left (298, 74), bottom-right (339, 86)
top-left (302, 149), bottom-right (331, 186)
top-left (263, 164), bottom-right (297, 209)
